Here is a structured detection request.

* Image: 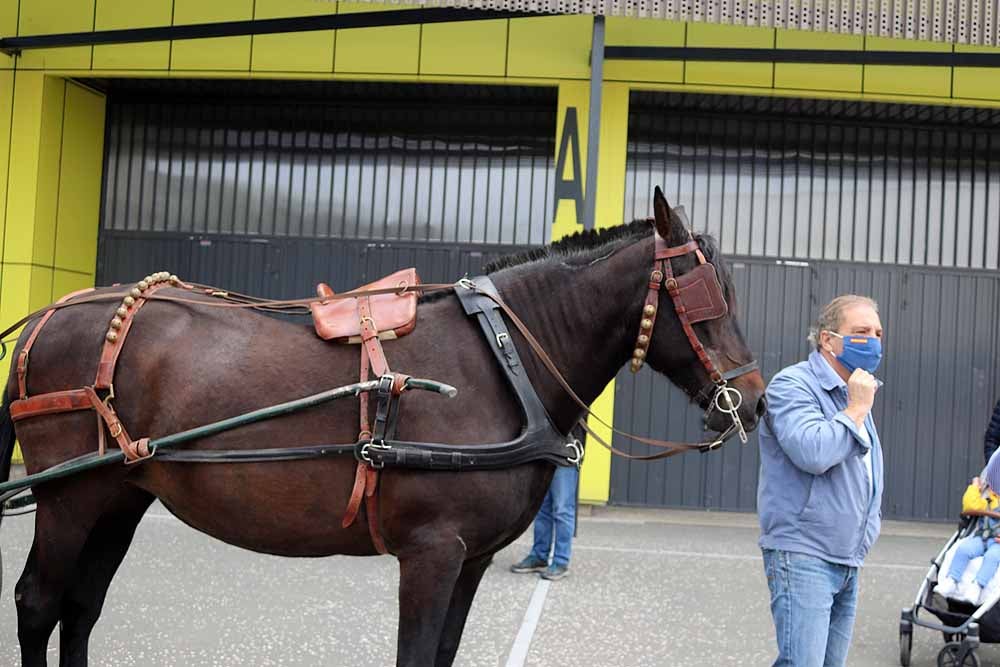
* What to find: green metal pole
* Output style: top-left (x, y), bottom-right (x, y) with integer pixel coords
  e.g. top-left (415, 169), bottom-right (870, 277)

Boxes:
top-left (1, 376), bottom-right (456, 502)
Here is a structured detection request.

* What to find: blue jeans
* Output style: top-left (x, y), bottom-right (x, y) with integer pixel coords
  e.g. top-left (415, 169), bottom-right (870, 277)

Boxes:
top-left (762, 549), bottom-right (859, 667)
top-left (948, 536), bottom-right (1000, 587)
top-left (529, 465), bottom-right (578, 567)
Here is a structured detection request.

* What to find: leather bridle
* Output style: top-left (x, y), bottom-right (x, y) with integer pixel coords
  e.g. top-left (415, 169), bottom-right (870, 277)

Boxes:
top-left (629, 221), bottom-right (760, 447)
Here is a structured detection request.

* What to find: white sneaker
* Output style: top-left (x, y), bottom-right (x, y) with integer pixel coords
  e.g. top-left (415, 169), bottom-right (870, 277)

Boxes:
top-left (935, 577), bottom-right (959, 598)
top-left (956, 580), bottom-right (983, 605)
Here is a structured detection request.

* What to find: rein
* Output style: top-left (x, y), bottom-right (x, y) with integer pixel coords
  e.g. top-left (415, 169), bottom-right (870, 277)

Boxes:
top-left (0, 281), bottom-right (459, 360)
top-left (1, 226), bottom-right (756, 465)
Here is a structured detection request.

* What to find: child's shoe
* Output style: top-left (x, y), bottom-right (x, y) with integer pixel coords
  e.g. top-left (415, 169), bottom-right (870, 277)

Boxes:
top-left (957, 580), bottom-right (983, 605)
top-left (934, 576), bottom-right (959, 598)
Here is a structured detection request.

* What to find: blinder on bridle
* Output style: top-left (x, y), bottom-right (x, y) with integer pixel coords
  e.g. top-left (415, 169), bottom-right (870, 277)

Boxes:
top-left (630, 208), bottom-right (759, 447)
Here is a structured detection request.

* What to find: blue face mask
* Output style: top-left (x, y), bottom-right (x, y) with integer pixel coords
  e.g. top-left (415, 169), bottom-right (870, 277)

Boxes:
top-left (826, 331), bottom-right (882, 373)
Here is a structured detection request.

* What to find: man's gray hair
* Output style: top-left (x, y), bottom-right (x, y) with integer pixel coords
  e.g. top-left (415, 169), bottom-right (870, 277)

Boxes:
top-left (807, 295), bottom-right (879, 349)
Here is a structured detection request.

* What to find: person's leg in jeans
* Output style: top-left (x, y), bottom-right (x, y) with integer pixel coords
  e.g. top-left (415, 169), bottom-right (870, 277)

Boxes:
top-left (824, 565), bottom-right (859, 667)
top-left (763, 549), bottom-right (846, 667)
top-left (975, 539), bottom-right (1000, 589)
top-left (948, 536), bottom-right (986, 581)
top-left (548, 465), bottom-right (579, 568)
top-left (528, 484), bottom-right (555, 563)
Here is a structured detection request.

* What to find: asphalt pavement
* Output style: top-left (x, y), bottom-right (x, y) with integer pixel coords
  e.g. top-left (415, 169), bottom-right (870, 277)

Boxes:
top-left (0, 501), bottom-right (989, 666)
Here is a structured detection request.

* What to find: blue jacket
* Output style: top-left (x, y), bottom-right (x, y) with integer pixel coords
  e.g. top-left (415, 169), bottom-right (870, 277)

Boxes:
top-left (985, 399), bottom-right (1000, 464)
top-left (757, 351), bottom-right (884, 568)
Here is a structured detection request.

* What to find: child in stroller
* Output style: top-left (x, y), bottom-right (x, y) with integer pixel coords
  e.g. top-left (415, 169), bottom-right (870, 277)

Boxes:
top-left (934, 476), bottom-right (1000, 606)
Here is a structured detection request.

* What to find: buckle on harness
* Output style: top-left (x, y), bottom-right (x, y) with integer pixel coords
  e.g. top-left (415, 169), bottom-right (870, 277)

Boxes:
top-left (359, 439), bottom-right (392, 469)
top-left (565, 439), bottom-right (584, 469)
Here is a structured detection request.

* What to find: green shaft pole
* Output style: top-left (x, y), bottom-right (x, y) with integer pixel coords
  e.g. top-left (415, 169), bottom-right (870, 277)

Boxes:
top-left (1, 376), bottom-right (456, 502)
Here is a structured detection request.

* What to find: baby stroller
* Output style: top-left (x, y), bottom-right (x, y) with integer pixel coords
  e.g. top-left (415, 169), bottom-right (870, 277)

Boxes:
top-left (900, 510), bottom-right (1000, 666)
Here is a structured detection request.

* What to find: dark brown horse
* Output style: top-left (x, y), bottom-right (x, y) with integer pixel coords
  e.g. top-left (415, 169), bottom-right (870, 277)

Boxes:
top-left (0, 188), bottom-right (765, 667)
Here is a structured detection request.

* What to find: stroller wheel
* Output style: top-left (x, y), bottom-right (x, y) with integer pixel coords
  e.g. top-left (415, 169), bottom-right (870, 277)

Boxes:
top-left (899, 624), bottom-right (913, 666)
top-left (937, 642), bottom-right (980, 667)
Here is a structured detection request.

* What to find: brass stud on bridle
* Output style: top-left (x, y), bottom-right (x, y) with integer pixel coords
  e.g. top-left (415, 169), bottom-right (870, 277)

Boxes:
top-left (640, 318), bottom-right (653, 330)
top-left (643, 304), bottom-right (656, 317)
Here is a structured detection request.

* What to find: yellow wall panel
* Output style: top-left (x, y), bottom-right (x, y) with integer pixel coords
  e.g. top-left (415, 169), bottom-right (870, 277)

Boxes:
top-left (17, 0), bottom-right (94, 70)
top-left (0, 0), bottom-right (18, 69)
top-left (5, 74), bottom-right (59, 265)
top-left (864, 37), bottom-right (951, 98)
top-left (94, 0), bottom-right (172, 70)
top-left (252, 0), bottom-right (336, 73)
top-left (507, 16), bottom-right (592, 80)
top-left (953, 44), bottom-right (1000, 102)
top-left (52, 269), bottom-right (95, 300)
top-left (420, 20), bottom-right (507, 77)
top-left (0, 264), bottom-right (32, 334)
top-left (54, 84), bottom-right (106, 275)
top-left (686, 23), bottom-right (774, 88)
top-left (774, 29), bottom-right (862, 93)
top-left (0, 265), bottom-right (53, 333)
top-left (0, 71), bottom-right (12, 254)
top-left (604, 17), bottom-right (684, 83)
top-left (31, 78), bottom-right (65, 267)
top-left (335, 3), bottom-right (420, 75)
top-left (172, 0), bottom-right (254, 71)
top-left (28, 266), bottom-right (53, 311)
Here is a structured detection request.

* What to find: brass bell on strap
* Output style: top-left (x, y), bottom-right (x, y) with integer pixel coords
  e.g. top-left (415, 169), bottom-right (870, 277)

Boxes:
top-left (643, 304), bottom-right (656, 317)
top-left (640, 318), bottom-right (653, 330)
top-left (130, 288), bottom-right (141, 299)
top-left (116, 307), bottom-right (128, 318)
top-left (123, 296), bottom-right (135, 307)
top-left (109, 317), bottom-right (123, 330)
top-left (106, 331), bottom-right (118, 343)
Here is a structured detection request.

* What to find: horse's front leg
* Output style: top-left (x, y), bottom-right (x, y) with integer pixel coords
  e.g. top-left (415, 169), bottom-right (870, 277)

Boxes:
top-left (434, 553), bottom-right (493, 667)
top-left (395, 535), bottom-right (468, 667)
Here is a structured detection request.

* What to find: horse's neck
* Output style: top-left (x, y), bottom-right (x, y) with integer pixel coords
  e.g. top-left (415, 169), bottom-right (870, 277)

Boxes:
top-left (491, 239), bottom-right (650, 432)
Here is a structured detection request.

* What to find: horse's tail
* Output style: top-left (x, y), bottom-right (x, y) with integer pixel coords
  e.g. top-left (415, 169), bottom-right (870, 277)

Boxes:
top-left (0, 388), bottom-right (14, 592)
top-left (0, 390), bottom-right (12, 510)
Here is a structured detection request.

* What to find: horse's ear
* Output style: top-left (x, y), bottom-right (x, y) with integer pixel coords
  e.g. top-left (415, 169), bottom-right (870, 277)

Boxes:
top-left (652, 186), bottom-right (686, 245)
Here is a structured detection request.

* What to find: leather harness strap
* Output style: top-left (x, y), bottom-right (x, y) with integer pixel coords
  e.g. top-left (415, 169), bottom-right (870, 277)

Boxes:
top-left (341, 295), bottom-right (389, 554)
top-left (95, 281), bottom-right (170, 390)
top-left (17, 287), bottom-right (96, 399)
top-left (10, 386), bottom-right (147, 460)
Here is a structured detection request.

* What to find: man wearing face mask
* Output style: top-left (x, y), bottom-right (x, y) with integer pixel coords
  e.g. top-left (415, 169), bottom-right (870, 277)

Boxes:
top-left (757, 295), bottom-right (884, 667)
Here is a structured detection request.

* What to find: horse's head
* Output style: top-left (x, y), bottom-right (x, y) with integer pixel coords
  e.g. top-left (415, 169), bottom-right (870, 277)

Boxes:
top-left (639, 186), bottom-right (766, 438)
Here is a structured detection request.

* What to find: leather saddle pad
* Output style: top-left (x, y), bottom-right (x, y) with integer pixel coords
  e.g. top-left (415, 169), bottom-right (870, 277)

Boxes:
top-left (311, 268), bottom-right (420, 343)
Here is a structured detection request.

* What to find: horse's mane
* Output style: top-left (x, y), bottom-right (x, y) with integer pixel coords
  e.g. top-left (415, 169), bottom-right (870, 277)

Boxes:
top-left (482, 219), bottom-right (654, 273)
top-left (418, 218), bottom-right (731, 303)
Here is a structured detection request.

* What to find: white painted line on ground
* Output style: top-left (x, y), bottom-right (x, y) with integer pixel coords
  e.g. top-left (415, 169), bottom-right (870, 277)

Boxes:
top-left (505, 578), bottom-right (551, 667)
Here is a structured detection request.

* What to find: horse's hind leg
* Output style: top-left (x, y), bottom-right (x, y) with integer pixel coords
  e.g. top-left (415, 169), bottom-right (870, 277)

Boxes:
top-left (395, 537), bottom-right (468, 667)
top-left (434, 553), bottom-right (493, 667)
top-left (16, 497), bottom-right (103, 667)
top-left (57, 487), bottom-right (153, 667)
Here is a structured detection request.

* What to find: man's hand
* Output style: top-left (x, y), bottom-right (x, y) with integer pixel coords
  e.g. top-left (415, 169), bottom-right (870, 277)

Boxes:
top-left (844, 368), bottom-right (877, 428)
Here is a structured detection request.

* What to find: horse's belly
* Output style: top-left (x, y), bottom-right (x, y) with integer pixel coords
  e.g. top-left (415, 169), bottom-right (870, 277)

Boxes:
top-left (133, 458), bottom-right (378, 557)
